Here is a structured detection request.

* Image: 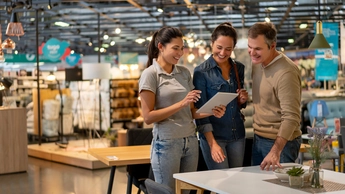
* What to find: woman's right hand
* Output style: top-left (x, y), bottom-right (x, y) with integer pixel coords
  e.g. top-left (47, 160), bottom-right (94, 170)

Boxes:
top-left (180, 90), bottom-right (201, 107)
top-left (210, 142), bottom-right (226, 163)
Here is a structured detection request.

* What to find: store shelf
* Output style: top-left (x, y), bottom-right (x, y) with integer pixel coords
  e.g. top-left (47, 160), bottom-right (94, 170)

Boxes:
top-left (109, 79), bottom-right (140, 128)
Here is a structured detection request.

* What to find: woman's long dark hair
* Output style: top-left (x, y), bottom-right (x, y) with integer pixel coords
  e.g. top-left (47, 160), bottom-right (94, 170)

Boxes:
top-left (211, 22), bottom-right (238, 46)
top-left (146, 26), bottom-right (183, 67)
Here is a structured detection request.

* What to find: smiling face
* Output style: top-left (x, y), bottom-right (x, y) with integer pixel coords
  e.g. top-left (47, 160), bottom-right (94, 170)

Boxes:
top-left (158, 37), bottom-right (184, 66)
top-left (248, 34), bottom-right (276, 66)
top-left (211, 35), bottom-right (234, 65)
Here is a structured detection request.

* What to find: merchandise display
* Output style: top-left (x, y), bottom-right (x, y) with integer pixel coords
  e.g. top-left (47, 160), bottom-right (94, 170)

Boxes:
top-left (110, 79), bottom-right (140, 128)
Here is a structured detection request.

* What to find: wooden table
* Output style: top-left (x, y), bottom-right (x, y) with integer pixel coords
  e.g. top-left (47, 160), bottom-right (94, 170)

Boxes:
top-left (174, 165), bottom-right (345, 194)
top-left (88, 145), bottom-right (151, 194)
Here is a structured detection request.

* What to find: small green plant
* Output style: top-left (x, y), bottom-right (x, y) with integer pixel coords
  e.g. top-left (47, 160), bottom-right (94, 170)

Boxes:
top-left (103, 128), bottom-right (117, 146)
top-left (287, 166), bottom-right (305, 176)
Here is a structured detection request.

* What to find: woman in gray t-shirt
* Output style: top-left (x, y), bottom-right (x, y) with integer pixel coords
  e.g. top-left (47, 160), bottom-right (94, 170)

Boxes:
top-left (139, 26), bottom-right (225, 192)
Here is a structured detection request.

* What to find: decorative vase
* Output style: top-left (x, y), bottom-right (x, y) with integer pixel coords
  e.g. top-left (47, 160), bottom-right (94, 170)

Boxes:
top-left (310, 167), bottom-right (324, 188)
top-left (289, 175), bottom-right (304, 188)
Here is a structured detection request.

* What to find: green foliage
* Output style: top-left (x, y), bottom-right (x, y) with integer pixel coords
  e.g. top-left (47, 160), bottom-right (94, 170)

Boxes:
top-left (287, 166), bottom-right (305, 176)
top-left (103, 128), bottom-right (117, 142)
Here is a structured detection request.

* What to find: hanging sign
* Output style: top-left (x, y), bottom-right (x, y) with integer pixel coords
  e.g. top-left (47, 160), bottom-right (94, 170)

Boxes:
top-left (119, 52), bottom-right (138, 64)
top-left (42, 38), bottom-right (70, 62)
top-left (4, 54), bottom-right (61, 63)
top-left (65, 53), bottom-right (81, 67)
top-left (314, 22), bottom-right (339, 81)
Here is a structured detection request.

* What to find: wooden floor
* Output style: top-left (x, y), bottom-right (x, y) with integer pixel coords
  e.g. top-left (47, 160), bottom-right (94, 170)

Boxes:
top-left (27, 138), bottom-right (111, 169)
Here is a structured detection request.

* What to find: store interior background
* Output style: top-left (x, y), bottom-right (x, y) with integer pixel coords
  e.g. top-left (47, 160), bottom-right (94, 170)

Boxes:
top-left (0, 1), bottom-right (345, 192)
top-left (0, 0), bottom-right (343, 144)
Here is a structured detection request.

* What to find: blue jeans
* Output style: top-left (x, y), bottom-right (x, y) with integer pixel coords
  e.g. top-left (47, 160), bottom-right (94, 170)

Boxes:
top-left (151, 135), bottom-right (198, 193)
top-left (199, 136), bottom-right (245, 169)
top-left (252, 134), bottom-right (302, 166)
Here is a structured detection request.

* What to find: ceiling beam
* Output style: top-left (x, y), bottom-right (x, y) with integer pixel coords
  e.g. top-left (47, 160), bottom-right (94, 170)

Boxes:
top-left (183, 0), bottom-right (211, 33)
top-left (276, 0), bottom-right (296, 32)
top-left (127, 0), bottom-right (163, 25)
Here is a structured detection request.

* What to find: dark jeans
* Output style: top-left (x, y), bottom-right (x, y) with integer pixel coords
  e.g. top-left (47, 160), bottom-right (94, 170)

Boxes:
top-left (252, 134), bottom-right (301, 166)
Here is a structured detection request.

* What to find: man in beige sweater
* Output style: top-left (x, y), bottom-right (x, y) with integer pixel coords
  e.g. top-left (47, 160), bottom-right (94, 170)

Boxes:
top-left (248, 22), bottom-right (302, 171)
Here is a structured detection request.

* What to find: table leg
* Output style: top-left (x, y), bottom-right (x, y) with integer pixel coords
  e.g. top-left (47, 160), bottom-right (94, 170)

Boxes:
top-left (107, 166), bottom-right (116, 194)
top-left (175, 179), bottom-right (182, 194)
top-left (175, 179), bottom-right (204, 194)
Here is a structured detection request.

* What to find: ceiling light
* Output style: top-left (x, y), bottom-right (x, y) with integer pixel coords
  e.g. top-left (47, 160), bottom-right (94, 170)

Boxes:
top-left (187, 53), bottom-right (195, 63)
top-left (135, 38), bottom-right (145, 44)
top-left (308, 21), bottom-right (331, 49)
top-left (47, 0), bottom-right (52, 9)
top-left (46, 72), bottom-right (56, 81)
top-left (54, 21), bottom-right (69, 27)
top-left (0, 49), bottom-right (5, 63)
top-left (103, 34), bottom-right (109, 40)
top-left (115, 28), bottom-right (121, 34)
top-left (267, 7), bottom-right (277, 11)
top-left (110, 41), bottom-right (115, 46)
top-left (288, 38), bottom-right (294, 43)
top-left (299, 23), bottom-right (308, 29)
top-left (157, 8), bottom-right (163, 13)
top-left (1, 37), bottom-right (16, 53)
top-left (146, 36), bottom-right (152, 41)
top-left (308, 0), bottom-right (331, 49)
top-left (265, 17), bottom-right (270, 23)
top-left (6, 12), bottom-right (25, 38)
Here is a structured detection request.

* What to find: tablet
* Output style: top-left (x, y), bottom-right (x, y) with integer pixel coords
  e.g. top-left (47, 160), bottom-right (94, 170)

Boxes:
top-left (196, 92), bottom-right (238, 114)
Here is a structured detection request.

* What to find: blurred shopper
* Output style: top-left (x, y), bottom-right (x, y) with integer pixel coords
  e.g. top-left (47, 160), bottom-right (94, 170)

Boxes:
top-left (248, 22), bottom-right (302, 171)
top-left (138, 26), bottom-right (225, 192)
top-left (193, 22), bottom-right (249, 170)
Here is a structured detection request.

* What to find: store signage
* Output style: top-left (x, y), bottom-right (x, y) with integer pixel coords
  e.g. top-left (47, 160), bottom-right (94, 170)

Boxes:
top-left (42, 38), bottom-right (70, 62)
top-left (65, 53), bottom-right (81, 66)
top-left (314, 22), bottom-right (339, 81)
top-left (4, 54), bottom-right (61, 63)
top-left (119, 52), bottom-right (138, 64)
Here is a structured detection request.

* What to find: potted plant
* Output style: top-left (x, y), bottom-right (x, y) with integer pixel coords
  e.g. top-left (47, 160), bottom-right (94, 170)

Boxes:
top-left (103, 128), bottom-right (118, 147)
top-left (287, 166), bottom-right (305, 188)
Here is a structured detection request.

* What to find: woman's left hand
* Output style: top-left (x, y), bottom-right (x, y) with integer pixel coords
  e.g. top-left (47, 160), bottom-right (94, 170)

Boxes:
top-left (212, 105), bottom-right (226, 118)
top-left (237, 89), bottom-right (248, 104)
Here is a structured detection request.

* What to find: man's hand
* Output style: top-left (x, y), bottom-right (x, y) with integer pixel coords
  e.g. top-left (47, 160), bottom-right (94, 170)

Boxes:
top-left (260, 136), bottom-right (287, 171)
top-left (260, 150), bottom-right (282, 171)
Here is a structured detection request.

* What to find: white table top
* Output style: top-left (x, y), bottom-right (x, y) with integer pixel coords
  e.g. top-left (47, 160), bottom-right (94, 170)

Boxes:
top-left (173, 165), bottom-right (345, 194)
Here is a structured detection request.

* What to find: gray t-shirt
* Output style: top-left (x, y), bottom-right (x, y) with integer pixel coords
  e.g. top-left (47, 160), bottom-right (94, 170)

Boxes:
top-left (139, 59), bottom-right (196, 140)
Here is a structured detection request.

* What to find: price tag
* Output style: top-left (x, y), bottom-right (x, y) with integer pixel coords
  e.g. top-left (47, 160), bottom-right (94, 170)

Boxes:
top-left (107, 156), bottom-right (119, 160)
top-left (317, 103), bottom-right (323, 117)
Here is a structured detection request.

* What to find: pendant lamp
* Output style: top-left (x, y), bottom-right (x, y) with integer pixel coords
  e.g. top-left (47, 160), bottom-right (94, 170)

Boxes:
top-left (308, 0), bottom-right (331, 49)
top-left (0, 25), bottom-right (4, 62)
top-left (6, 12), bottom-right (25, 39)
top-left (1, 37), bottom-right (16, 53)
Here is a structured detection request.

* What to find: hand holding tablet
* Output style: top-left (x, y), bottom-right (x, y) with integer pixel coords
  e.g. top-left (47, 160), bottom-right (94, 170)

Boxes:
top-left (196, 92), bottom-right (238, 114)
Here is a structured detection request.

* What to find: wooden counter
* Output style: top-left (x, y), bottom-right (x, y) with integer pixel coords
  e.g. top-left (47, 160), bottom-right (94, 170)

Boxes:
top-left (0, 107), bottom-right (28, 174)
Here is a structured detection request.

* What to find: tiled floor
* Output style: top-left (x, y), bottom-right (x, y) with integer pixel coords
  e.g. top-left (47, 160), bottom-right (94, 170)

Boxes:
top-left (0, 157), bottom-right (138, 194)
